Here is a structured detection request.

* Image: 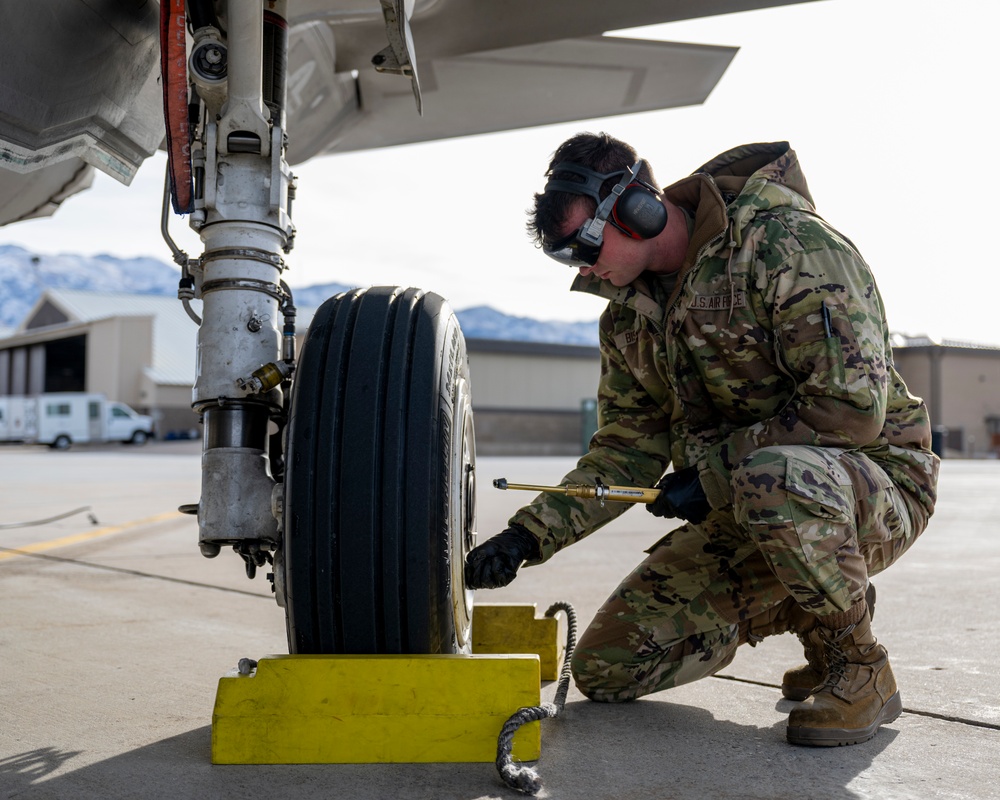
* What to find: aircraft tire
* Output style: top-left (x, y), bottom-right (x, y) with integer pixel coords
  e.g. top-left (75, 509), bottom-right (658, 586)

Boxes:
top-left (283, 286), bottom-right (476, 654)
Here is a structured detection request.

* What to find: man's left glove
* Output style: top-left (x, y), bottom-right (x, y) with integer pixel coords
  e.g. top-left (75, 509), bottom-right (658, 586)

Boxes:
top-left (646, 466), bottom-right (711, 524)
top-left (464, 524), bottom-right (540, 589)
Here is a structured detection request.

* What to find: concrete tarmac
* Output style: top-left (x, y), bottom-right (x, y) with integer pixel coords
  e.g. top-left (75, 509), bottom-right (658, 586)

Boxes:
top-left (1, 443), bottom-right (997, 799)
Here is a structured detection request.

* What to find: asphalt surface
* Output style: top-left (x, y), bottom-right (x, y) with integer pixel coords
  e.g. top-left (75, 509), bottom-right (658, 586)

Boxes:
top-left (1, 442), bottom-right (997, 799)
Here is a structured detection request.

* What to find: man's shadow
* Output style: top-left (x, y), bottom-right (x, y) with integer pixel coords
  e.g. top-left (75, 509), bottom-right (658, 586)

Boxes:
top-left (537, 694), bottom-right (896, 799)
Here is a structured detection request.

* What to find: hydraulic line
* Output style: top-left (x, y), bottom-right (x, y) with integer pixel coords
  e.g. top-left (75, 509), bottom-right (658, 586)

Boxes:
top-left (160, 163), bottom-right (203, 326)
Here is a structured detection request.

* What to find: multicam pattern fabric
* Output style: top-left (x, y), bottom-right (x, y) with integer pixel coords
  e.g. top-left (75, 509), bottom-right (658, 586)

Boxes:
top-left (509, 142), bottom-right (940, 699)
top-left (570, 445), bottom-right (929, 701)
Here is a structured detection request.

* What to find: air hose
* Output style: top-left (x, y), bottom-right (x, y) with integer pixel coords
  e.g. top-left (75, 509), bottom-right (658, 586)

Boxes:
top-left (0, 506), bottom-right (96, 530)
top-left (495, 601), bottom-right (577, 795)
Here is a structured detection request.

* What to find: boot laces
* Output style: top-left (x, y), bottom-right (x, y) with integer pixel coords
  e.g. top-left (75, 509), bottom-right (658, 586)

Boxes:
top-left (818, 623), bottom-right (857, 690)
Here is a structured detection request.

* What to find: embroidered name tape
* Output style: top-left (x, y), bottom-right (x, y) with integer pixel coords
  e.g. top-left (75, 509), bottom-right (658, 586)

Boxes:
top-left (689, 291), bottom-right (747, 311)
top-left (614, 330), bottom-right (640, 349)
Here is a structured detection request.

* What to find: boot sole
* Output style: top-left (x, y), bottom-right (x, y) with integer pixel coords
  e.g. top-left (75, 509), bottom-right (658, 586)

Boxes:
top-left (786, 691), bottom-right (902, 747)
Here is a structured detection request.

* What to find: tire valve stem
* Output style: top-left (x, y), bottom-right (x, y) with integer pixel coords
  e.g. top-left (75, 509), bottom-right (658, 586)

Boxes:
top-left (237, 360), bottom-right (294, 394)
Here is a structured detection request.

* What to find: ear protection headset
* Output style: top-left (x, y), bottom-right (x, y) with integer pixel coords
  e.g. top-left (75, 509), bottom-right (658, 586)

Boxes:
top-left (544, 159), bottom-right (668, 243)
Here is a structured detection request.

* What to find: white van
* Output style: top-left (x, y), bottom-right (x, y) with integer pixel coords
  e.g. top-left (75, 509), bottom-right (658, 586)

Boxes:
top-left (0, 393), bottom-right (155, 449)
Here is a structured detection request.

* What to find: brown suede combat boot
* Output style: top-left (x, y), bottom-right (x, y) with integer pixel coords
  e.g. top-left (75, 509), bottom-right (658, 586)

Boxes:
top-left (782, 583), bottom-right (877, 701)
top-left (781, 628), bottom-right (825, 701)
top-left (786, 604), bottom-right (901, 747)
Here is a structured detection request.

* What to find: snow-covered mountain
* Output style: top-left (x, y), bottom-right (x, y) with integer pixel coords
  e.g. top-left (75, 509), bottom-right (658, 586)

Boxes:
top-left (0, 245), bottom-right (598, 345)
top-left (455, 305), bottom-right (597, 345)
top-left (0, 245), bottom-right (181, 330)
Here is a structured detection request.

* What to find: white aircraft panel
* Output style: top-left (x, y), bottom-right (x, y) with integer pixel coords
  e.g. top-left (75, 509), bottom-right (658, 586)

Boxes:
top-left (0, 160), bottom-right (95, 227)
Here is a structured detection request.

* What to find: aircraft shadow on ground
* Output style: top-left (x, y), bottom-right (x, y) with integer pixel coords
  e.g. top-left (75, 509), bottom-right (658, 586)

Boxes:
top-left (0, 748), bottom-right (83, 794)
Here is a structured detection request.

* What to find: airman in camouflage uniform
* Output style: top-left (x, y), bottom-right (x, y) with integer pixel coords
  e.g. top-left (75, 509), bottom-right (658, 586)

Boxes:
top-left (465, 134), bottom-right (939, 747)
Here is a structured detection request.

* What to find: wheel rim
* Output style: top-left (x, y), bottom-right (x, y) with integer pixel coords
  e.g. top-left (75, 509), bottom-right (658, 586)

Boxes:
top-left (449, 376), bottom-right (476, 650)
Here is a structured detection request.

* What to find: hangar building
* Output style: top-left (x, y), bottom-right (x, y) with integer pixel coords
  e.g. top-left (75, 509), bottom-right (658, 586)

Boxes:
top-left (1, 289), bottom-right (997, 458)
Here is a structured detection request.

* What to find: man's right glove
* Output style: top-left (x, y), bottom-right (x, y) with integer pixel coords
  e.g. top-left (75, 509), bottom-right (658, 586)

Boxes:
top-left (464, 524), bottom-right (540, 589)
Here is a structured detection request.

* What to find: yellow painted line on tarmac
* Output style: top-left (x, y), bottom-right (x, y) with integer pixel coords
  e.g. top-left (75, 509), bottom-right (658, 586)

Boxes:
top-left (0, 510), bottom-right (184, 563)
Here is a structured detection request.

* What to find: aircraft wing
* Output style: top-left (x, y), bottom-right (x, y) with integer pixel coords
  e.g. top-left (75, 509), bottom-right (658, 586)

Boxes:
top-left (0, 0), bottom-right (821, 223)
top-left (287, 35), bottom-right (737, 162)
top-left (289, 0), bottom-right (814, 69)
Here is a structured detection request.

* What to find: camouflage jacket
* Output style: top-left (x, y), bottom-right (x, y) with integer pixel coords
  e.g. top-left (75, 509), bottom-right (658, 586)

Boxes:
top-left (511, 142), bottom-right (939, 563)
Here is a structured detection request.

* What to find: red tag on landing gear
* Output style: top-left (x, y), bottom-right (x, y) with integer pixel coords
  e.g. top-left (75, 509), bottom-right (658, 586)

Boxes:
top-left (159, 0), bottom-right (193, 214)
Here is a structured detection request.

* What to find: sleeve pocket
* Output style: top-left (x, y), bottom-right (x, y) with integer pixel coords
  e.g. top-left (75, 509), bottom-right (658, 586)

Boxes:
top-left (781, 300), bottom-right (874, 410)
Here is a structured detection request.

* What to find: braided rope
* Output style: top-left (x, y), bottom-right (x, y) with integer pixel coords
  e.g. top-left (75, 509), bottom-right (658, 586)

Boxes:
top-left (495, 601), bottom-right (578, 795)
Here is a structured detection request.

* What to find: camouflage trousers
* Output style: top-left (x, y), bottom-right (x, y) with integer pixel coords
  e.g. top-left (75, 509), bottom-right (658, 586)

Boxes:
top-left (571, 445), bottom-right (929, 703)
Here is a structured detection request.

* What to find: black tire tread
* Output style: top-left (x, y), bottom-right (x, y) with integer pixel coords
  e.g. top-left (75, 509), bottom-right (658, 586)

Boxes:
top-left (284, 286), bottom-right (464, 655)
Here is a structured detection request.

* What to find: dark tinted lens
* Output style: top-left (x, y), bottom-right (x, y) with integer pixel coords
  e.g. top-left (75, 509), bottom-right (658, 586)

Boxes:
top-left (543, 230), bottom-right (601, 267)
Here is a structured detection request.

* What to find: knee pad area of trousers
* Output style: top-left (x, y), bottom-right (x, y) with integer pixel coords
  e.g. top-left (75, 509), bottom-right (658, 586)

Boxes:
top-left (730, 449), bottom-right (790, 522)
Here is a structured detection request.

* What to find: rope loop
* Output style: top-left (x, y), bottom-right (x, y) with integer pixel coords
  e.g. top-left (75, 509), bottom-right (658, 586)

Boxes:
top-left (495, 601), bottom-right (577, 795)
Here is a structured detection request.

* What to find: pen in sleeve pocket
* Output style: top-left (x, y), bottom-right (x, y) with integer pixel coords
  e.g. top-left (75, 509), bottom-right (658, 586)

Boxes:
top-left (821, 301), bottom-right (834, 338)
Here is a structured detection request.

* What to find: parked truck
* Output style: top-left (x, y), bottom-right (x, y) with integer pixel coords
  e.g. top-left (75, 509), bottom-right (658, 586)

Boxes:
top-left (0, 393), bottom-right (155, 449)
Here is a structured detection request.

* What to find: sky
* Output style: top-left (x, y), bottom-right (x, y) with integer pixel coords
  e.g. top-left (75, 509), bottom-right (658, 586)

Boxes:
top-left (1, 0), bottom-right (997, 343)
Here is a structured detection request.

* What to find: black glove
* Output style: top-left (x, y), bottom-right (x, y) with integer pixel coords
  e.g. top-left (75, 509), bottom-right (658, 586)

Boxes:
top-left (464, 524), bottom-right (539, 589)
top-left (646, 466), bottom-right (711, 523)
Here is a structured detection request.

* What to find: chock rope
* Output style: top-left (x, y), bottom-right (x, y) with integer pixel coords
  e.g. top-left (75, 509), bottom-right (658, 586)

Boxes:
top-left (495, 601), bottom-right (577, 795)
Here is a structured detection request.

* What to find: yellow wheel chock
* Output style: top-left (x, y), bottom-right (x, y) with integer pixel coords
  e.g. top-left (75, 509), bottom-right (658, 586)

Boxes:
top-left (211, 603), bottom-right (562, 764)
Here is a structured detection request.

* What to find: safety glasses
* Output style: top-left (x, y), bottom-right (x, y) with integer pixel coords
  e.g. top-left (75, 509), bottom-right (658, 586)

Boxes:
top-left (542, 228), bottom-right (604, 268)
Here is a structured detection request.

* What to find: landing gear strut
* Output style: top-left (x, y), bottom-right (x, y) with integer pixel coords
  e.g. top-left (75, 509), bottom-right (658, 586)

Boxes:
top-left (163, 3), bottom-right (475, 656)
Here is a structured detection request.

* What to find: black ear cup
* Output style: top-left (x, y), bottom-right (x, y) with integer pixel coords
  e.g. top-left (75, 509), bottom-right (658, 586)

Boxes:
top-left (613, 184), bottom-right (668, 239)
top-left (544, 159), bottom-right (667, 242)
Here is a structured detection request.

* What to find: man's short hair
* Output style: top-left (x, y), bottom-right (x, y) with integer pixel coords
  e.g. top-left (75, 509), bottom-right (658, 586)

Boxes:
top-left (527, 132), bottom-right (659, 248)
